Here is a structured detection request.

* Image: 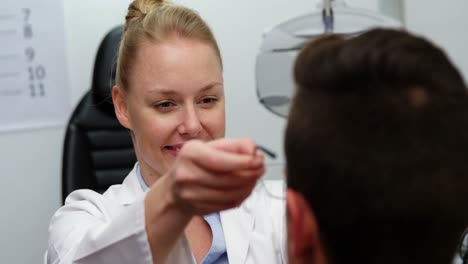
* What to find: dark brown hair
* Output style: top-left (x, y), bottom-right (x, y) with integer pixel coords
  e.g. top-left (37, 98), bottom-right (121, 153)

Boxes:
top-left (286, 28), bottom-right (468, 264)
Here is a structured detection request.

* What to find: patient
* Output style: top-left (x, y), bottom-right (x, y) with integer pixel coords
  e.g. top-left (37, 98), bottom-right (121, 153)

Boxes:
top-left (284, 28), bottom-right (468, 264)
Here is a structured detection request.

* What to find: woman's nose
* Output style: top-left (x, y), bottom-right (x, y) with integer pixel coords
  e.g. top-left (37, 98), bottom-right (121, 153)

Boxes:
top-left (178, 105), bottom-right (202, 138)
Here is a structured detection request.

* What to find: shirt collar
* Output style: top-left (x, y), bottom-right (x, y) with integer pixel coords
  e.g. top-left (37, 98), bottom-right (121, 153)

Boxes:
top-left (136, 163), bottom-right (149, 192)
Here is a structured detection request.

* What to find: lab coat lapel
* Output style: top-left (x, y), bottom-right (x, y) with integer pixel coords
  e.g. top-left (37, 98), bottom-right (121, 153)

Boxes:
top-left (221, 206), bottom-right (254, 264)
top-left (111, 165), bottom-right (145, 206)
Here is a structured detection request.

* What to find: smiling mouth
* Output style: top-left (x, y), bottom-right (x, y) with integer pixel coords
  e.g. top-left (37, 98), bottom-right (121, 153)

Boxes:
top-left (164, 145), bottom-right (182, 157)
top-left (165, 146), bottom-right (181, 152)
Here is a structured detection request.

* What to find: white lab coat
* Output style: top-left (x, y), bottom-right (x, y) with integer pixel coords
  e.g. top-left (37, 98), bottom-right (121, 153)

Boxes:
top-left (46, 165), bottom-right (286, 264)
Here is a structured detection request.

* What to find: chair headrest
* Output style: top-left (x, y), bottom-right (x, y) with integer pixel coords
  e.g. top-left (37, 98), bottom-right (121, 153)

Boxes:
top-left (91, 25), bottom-right (124, 116)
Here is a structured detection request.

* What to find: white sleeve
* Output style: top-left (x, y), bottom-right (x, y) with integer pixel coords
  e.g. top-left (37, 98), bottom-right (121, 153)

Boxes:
top-left (46, 190), bottom-right (153, 264)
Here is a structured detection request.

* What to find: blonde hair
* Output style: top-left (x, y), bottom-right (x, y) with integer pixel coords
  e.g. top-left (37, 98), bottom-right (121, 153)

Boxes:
top-left (116, 0), bottom-right (222, 90)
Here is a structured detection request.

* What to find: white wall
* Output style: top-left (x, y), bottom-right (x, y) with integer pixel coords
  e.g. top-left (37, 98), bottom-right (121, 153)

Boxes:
top-left (0, 2), bottom-right (131, 263)
top-left (1, 0), bottom-right (450, 263)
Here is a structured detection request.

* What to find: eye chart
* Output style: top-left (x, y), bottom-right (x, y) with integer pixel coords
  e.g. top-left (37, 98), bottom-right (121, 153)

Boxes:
top-left (0, 0), bottom-right (69, 132)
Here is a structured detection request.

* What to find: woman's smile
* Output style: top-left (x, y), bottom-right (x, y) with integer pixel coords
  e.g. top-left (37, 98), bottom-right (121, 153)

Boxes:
top-left (163, 143), bottom-right (184, 157)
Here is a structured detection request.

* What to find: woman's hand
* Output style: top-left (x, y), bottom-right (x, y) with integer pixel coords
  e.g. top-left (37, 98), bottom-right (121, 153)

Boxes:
top-left (169, 138), bottom-right (265, 216)
top-left (144, 138), bottom-right (264, 263)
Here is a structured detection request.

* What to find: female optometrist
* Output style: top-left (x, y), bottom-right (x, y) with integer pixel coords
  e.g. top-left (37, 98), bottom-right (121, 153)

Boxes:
top-left (45, 0), bottom-right (286, 263)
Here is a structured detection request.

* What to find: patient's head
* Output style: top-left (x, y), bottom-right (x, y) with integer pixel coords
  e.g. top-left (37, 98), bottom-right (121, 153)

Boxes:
top-left (285, 28), bottom-right (468, 264)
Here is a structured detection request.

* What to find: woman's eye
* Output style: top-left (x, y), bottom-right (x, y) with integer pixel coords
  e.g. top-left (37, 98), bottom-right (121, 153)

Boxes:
top-left (200, 97), bottom-right (217, 105)
top-left (154, 101), bottom-right (176, 112)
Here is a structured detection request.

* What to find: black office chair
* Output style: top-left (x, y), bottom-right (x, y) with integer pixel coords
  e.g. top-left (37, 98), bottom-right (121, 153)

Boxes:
top-left (62, 25), bottom-right (136, 203)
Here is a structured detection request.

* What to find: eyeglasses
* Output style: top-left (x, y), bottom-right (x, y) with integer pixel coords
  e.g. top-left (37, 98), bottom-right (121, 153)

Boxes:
top-left (255, 145), bottom-right (286, 200)
top-left (256, 145), bottom-right (277, 159)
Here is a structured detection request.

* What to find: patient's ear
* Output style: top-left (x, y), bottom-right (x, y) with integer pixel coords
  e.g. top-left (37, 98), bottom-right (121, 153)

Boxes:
top-left (112, 86), bottom-right (132, 129)
top-left (287, 189), bottom-right (326, 263)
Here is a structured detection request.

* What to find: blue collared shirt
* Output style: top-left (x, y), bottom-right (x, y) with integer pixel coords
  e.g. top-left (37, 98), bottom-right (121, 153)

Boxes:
top-left (136, 164), bottom-right (229, 264)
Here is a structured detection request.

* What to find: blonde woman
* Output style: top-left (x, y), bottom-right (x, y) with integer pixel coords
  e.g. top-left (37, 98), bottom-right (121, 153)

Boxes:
top-left (46, 1), bottom-right (285, 263)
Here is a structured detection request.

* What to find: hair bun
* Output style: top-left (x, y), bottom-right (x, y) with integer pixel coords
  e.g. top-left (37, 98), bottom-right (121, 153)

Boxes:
top-left (125, 0), bottom-right (165, 23)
